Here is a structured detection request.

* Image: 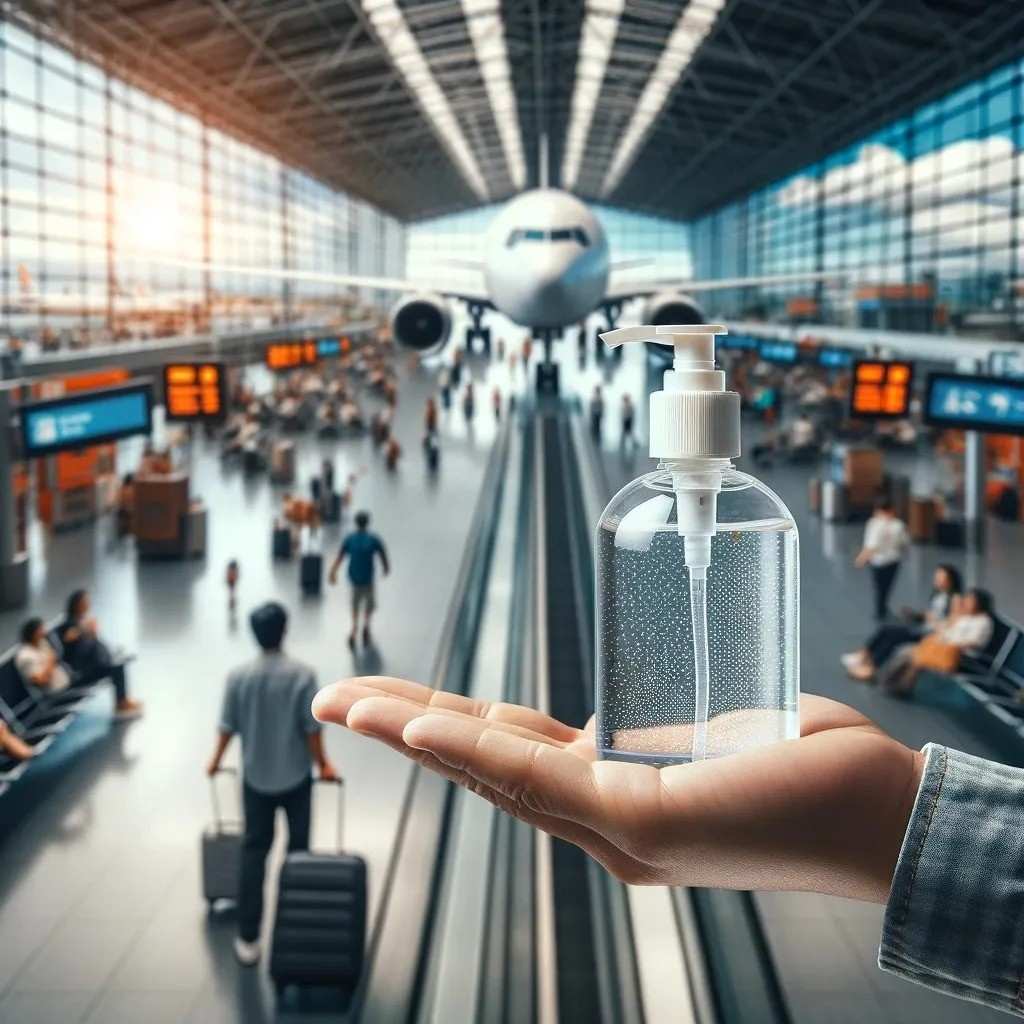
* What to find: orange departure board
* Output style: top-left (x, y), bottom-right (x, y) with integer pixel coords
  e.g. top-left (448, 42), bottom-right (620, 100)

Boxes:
top-left (265, 340), bottom-right (319, 370)
top-left (850, 359), bottom-right (914, 419)
top-left (163, 362), bottom-right (227, 422)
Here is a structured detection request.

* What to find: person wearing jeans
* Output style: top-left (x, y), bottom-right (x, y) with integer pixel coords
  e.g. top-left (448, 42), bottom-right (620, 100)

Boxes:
top-left (855, 500), bottom-right (909, 622)
top-left (207, 601), bottom-right (336, 966)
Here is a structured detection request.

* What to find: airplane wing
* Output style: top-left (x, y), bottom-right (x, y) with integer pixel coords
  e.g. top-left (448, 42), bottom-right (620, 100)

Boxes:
top-left (160, 258), bottom-right (492, 308)
top-left (604, 269), bottom-right (843, 306)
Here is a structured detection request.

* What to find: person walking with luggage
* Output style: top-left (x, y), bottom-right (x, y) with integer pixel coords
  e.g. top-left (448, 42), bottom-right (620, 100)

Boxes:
top-left (206, 601), bottom-right (336, 967)
top-left (328, 511), bottom-right (390, 649)
top-left (855, 500), bottom-right (910, 622)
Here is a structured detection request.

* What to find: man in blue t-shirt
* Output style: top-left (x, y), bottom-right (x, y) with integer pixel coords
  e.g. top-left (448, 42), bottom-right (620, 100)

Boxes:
top-left (329, 510), bottom-right (390, 648)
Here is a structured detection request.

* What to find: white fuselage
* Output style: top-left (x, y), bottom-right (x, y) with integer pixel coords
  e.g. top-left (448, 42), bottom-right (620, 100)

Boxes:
top-left (483, 188), bottom-right (610, 329)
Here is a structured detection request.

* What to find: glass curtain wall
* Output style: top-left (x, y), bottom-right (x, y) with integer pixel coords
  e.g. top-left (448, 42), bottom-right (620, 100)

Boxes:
top-left (691, 60), bottom-right (1023, 336)
top-left (0, 18), bottom-right (405, 351)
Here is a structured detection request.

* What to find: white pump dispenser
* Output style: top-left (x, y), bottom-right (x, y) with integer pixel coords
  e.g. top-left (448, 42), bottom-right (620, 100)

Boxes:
top-left (600, 324), bottom-right (740, 572)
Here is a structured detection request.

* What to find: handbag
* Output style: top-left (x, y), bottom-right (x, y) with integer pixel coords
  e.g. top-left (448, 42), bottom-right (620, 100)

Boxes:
top-left (910, 633), bottom-right (961, 674)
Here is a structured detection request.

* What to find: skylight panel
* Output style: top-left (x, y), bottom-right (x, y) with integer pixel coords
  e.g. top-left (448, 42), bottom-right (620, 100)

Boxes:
top-left (602, 0), bottom-right (726, 195)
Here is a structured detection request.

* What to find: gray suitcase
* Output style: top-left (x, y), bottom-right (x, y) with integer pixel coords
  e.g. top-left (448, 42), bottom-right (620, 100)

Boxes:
top-left (202, 767), bottom-right (242, 908)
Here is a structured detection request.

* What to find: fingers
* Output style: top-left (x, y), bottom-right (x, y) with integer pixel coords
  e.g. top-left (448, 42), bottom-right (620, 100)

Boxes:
top-left (314, 676), bottom-right (580, 743)
top-left (342, 697), bottom-right (640, 879)
top-left (345, 696), bottom-right (573, 764)
top-left (402, 713), bottom-right (603, 826)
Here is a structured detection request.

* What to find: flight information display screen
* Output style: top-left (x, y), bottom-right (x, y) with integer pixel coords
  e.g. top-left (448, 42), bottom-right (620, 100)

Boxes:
top-left (759, 340), bottom-right (798, 363)
top-left (315, 337), bottom-right (341, 358)
top-left (21, 381), bottom-right (153, 457)
top-left (925, 373), bottom-right (1024, 436)
top-left (163, 362), bottom-right (227, 422)
top-left (265, 340), bottom-right (319, 370)
top-left (819, 347), bottom-right (853, 369)
top-left (850, 359), bottom-right (913, 418)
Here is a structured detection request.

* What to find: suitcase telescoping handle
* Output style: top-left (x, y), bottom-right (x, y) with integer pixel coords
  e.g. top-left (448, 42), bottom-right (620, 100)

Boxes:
top-left (209, 766), bottom-right (239, 834)
top-left (315, 776), bottom-right (345, 852)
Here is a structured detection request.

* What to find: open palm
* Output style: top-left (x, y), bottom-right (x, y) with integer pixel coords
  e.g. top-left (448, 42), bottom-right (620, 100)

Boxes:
top-left (313, 676), bottom-right (923, 904)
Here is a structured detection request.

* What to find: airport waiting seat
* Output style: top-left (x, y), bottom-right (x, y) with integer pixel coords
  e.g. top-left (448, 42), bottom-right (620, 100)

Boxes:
top-left (0, 647), bottom-right (84, 743)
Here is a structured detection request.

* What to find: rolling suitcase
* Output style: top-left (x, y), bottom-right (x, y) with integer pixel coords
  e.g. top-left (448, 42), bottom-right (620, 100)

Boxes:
top-left (273, 526), bottom-right (293, 560)
top-left (300, 551), bottom-right (323, 596)
top-left (321, 491), bottom-right (341, 524)
top-left (270, 780), bottom-right (366, 997)
top-left (201, 767), bottom-right (242, 909)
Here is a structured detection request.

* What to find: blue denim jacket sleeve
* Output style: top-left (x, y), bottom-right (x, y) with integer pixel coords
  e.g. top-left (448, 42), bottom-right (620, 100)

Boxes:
top-left (880, 743), bottom-right (1024, 1016)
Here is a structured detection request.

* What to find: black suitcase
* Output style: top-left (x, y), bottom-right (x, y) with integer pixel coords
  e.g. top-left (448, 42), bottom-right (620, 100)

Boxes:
top-left (270, 780), bottom-right (366, 996)
top-left (300, 552), bottom-right (323, 595)
top-left (201, 767), bottom-right (242, 908)
top-left (273, 526), bottom-right (292, 560)
top-left (322, 491), bottom-right (341, 524)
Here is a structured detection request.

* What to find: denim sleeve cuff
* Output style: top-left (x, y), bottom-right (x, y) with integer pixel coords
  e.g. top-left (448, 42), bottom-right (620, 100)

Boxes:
top-left (880, 742), bottom-right (1024, 1016)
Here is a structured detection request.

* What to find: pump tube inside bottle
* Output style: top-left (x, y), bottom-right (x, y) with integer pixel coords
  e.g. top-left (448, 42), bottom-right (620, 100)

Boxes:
top-left (672, 469), bottom-right (721, 762)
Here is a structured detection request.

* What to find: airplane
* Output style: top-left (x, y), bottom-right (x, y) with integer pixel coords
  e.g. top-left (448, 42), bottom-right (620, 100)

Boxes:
top-left (164, 186), bottom-right (840, 373)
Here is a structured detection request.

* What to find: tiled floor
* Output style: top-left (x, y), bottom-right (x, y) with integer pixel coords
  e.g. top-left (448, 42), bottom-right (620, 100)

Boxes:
top-left (0, 351), bottom-right (508, 1023)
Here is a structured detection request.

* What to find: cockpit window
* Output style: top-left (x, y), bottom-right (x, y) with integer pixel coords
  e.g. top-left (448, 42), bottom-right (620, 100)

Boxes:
top-left (505, 226), bottom-right (591, 248)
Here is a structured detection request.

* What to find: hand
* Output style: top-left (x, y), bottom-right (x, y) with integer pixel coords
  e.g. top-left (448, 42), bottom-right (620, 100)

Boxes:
top-left (328, 569), bottom-right (338, 586)
top-left (206, 756), bottom-right (221, 778)
top-left (313, 676), bottom-right (924, 903)
top-left (319, 760), bottom-right (339, 782)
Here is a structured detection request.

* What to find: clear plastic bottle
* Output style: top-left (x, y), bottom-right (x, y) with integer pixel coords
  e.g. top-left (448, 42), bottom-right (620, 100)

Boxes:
top-left (594, 325), bottom-right (800, 766)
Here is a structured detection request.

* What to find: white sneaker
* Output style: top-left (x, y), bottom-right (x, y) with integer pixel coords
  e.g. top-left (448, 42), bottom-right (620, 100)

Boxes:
top-left (234, 937), bottom-right (261, 966)
top-left (840, 653), bottom-right (863, 671)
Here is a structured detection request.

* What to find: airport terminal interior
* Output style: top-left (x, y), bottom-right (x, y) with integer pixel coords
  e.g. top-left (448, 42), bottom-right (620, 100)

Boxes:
top-left (3, 1), bottom-right (1024, 1022)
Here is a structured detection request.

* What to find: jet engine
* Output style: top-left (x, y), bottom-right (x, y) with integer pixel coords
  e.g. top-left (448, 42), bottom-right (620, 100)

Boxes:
top-left (642, 290), bottom-right (706, 327)
top-left (389, 293), bottom-right (452, 354)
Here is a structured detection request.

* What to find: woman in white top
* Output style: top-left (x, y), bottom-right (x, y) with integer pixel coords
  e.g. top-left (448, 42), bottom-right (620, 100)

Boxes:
top-left (855, 500), bottom-right (910, 622)
top-left (881, 588), bottom-right (995, 695)
top-left (15, 617), bottom-right (71, 695)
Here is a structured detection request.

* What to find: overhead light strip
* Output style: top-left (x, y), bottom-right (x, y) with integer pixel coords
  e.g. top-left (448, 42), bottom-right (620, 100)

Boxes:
top-left (461, 0), bottom-right (526, 190)
top-left (362, 0), bottom-right (489, 199)
top-left (561, 0), bottom-right (625, 192)
top-left (602, 0), bottom-right (726, 196)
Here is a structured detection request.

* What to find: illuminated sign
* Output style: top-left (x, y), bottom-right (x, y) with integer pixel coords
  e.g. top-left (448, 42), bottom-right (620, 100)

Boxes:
top-left (265, 340), bottom-right (319, 370)
top-left (720, 333), bottom-right (760, 350)
top-left (20, 381), bottom-right (153, 458)
top-left (850, 359), bottom-right (913, 418)
top-left (819, 348), bottom-right (853, 369)
top-left (924, 373), bottom-right (1024, 436)
top-left (163, 362), bottom-right (227, 422)
top-left (760, 340), bottom-right (798, 364)
top-left (316, 337), bottom-right (340, 358)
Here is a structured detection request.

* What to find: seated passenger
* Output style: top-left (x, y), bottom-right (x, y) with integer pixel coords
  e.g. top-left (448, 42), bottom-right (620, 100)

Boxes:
top-left (878, 588), bottom-right (994, 696)
top-left (787, 414), bottom-right (817, 457)
top-left (0, 719), bottom-right (34, 761)
top-left (55, 591), bottom-right (143, 719)
top-left (842, 564), bottom-right (963, 682)
top-left (16, 617), bottom-right (71, 698)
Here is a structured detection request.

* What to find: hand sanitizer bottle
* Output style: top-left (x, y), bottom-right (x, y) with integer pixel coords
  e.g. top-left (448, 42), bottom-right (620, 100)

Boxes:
top-left (595, 324), bottom-right (799, 765)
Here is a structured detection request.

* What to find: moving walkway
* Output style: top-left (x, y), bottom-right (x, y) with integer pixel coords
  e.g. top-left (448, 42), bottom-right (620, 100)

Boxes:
top-left (348, 397), bottom-right (790, 1024)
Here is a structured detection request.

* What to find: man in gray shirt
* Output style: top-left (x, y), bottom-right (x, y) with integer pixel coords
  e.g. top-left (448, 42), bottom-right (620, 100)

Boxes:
top-left (207, 601), bottom-right (336, 966)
